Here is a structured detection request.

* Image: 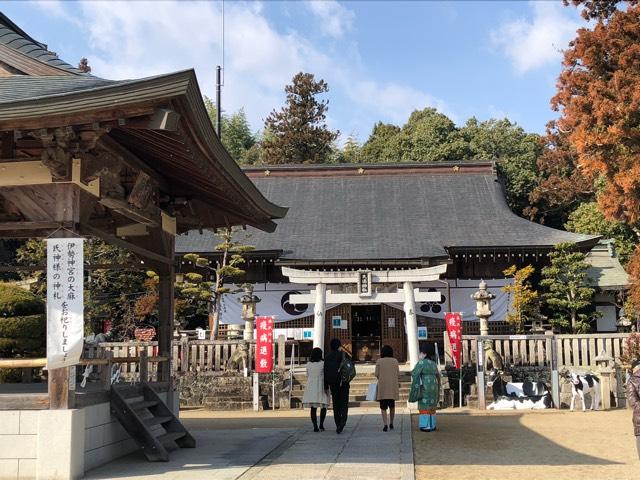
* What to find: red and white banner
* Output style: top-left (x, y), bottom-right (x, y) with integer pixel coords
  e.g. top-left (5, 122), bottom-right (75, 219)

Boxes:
top-left (255, 316), bottom-right (274, 373)
top-left (445, 312), bottom-right (462, 369)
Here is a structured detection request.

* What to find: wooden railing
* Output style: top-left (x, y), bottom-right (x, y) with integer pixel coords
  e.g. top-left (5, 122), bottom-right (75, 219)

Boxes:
top-left (461, 333), bottom-right (630, 367)
top-left (85, 337), bottom-right (300, 377)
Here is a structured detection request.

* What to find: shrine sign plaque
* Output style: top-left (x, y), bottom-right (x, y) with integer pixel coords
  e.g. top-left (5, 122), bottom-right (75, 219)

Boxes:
top-left (46, 238), bottom-right (85, 369)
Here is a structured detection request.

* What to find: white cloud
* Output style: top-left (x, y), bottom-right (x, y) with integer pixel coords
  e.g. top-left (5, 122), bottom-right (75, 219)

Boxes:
top-left (306, 0), bottom-right (355, 38)
top-left (491, 2), bottom-right (581, 73)
top-left (31, 1), bottom-right (451, 137)
top-left (344, 79), bottom-right (454, 125)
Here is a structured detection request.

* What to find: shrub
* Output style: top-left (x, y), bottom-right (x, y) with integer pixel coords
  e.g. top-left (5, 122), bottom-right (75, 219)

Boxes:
top-left (0, 284), bottom-right (46, 359)
top-left (0, 283), bottom-right (44, 317)
top-left (620, 332), bottom-right (640, 366)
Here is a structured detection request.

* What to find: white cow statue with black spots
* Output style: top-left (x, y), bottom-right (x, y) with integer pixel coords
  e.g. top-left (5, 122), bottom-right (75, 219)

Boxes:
top-left (569, 372), bottom-right (600, 412)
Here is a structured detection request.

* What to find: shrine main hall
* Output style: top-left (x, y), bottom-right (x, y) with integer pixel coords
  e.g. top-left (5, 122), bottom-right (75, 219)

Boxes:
top-left (177, 162), bottom-right (600, 365)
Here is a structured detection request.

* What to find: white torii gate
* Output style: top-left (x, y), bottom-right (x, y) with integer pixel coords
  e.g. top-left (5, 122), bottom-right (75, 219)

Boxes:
top-left (282, 264), bottom-right (448, 367)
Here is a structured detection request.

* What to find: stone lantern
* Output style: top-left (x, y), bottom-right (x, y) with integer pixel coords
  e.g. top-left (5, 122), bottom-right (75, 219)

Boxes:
top-left (471, 280), bottom-right (495, 336)
top-left (594, 350), bottom-right (615, 409)
top-left (239, 283), bottom-right (260, 341)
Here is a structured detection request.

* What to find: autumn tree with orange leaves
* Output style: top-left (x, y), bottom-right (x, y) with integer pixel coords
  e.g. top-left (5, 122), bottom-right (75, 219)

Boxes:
top-left (554, 0), bottom-right (640, 324)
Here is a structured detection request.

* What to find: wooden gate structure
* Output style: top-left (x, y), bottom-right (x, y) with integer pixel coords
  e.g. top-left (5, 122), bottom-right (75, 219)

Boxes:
top-left (0, 12), bottom-right (286, 477)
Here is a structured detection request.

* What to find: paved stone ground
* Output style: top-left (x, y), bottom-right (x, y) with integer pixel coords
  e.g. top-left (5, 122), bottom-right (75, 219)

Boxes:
top-left (83, 407), bottom-right (413, 480)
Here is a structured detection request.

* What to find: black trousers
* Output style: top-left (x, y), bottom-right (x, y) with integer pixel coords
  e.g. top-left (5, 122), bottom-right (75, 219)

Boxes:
top-left (329, 383), bottom-right (350, 428)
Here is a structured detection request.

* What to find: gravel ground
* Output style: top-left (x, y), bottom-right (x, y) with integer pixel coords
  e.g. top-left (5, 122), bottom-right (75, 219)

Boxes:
top-left (413, 408), bottom-right (638, 480)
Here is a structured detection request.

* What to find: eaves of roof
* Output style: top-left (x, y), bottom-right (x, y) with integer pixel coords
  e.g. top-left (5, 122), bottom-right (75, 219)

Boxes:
top-left (0, 70), bottom-right (287, 231)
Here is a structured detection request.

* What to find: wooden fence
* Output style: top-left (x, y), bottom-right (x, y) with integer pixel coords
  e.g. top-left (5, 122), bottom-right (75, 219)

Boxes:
top-left (461, 333), bottom-right (630, 367)
top-left (85, 337), bottom-right (300, 378)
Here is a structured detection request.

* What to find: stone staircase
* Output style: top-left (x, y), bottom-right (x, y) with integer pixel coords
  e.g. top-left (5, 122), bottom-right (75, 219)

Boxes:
top-left (290, 370), bottom-right (413, 408)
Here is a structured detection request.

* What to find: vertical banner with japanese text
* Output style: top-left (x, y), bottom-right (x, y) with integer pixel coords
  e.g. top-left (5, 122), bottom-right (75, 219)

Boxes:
top-left (445, 312), bottom-right (462, 369)
top-left (46, 238), bottom-right (84, 369)
top-left (255, 315), bottom-right (274, 373)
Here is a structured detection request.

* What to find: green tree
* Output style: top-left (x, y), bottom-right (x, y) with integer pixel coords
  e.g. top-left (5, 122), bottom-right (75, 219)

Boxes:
top-left (340, 135), bottom-right (362, 164)
top-left (15, 238), bottom-right (146, 335)
top-left (204, 97), bottom-right (257, 164)
top-left (460, 118), bottom-right (542, 215)
top-left (565, 202), bottom-right (638, 264)
top-left (360, 122), bottom-right (401, 163)
top-left (262, 72), bottom-right (339, 164)
top-left (540, 242), bottom-right (599, 333)
top-left (502, 264), bottom-right (539, 333)
top-left (398, 108), bottom-right (468, 163)
top-left (182, 227), bottom-right (254, 339)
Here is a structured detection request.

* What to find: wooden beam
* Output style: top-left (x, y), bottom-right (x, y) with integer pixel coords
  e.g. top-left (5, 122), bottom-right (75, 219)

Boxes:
top-left (0, 394), bottom-right (49, 410)
top-left (81, 224), bottom-right (172, 265)
top-left (122, 109), bottom-right (180, 131)
top-left (99, 196), bottom-right (160, 227)
top-left (98, 135), bottom-right (169, 191)
top-left (0, 131), bottom-right (14, 159)
top-left (0, 221), bottom-right (74, 231)
top-left (0, 104), bottom-right (157, 131)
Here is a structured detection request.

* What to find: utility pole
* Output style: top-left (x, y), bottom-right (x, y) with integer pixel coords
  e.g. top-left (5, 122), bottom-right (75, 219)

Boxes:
top-left (216, 65), bottom-right (222, 138)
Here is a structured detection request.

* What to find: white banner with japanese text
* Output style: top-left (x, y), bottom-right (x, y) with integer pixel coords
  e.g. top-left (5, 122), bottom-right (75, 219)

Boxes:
top-left (46, 238), bottom-right (84, 369)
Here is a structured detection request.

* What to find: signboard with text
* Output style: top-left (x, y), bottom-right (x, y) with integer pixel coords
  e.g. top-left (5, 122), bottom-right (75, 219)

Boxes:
top-left (255, 316), bottom-right (274, 373)
top-left (445, 312), bottom-right (462, 369)
top-left (46, 238), bottom-right (84, 369)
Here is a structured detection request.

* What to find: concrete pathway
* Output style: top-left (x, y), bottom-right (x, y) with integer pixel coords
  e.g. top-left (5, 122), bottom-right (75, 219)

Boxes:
top-left (83, 408), bottom-right (414, 480)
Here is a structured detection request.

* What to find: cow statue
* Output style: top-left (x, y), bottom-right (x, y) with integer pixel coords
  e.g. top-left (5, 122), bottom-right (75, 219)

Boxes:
top-left (566, 371), bottom-right (600, 412)
top-left (486, 369), bottom-right (553, 410)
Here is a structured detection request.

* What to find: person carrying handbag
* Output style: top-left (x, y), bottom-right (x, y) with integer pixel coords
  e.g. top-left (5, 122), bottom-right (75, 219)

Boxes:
top-left (323, 338), bottom-right (353, 434)
top-left (410, 343), bottom-right (440, 432)
top-left (375, 345), bottom-right (400, 432)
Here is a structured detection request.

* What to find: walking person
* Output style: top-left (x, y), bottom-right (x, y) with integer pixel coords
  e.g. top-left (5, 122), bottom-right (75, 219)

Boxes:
top-left (410, 343), bottom-right (440, 432)
top-left (302, 347), bottom-right (329, 432)
top-left (375, 345), bottom-right (399, 432)
top-left (626, 359), bottom-right (640, 459)
top-left (324, 338), bottom-right (351, 434)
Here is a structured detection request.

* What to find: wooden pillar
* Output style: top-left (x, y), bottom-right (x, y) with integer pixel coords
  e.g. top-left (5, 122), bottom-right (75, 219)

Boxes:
top-left (313, 283), bottom-right (326, 350)
top-left (157, 265), bottom-right (175, 384)
top-left (46, 185), bottom-right (82, 410)
top-left (403, 281), bottom-right (419, 368)
top-left (476, 339), bottom-right (486, 410)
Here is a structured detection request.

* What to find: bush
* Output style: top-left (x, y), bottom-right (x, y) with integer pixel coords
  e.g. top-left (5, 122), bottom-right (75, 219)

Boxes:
top-left (0, 337), bottom-right (45, 357)
top-left (0, 285), bottom-right (46, 358)
top-left (0, 315), bottom-right (45, 338)
top-left (620, 332), bottom-right (640, 366)
top-left (0, 283), bottom-right (44, 317)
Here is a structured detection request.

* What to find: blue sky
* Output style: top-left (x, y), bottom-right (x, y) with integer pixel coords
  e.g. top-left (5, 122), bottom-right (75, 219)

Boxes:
top-left (3, 1), bottom-right (586, 143)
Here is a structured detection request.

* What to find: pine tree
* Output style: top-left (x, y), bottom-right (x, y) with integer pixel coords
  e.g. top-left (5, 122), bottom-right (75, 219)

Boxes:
top-left (262, 72), bottom-right (338, 164)
top-left (540, 242), bottom-right (598, 333)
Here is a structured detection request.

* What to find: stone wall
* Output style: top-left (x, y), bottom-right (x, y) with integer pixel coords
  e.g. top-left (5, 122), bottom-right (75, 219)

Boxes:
top-left (177, 370), bottom-right (290, 410)
top-left (0, 391), bottom-right (178, 480)
top-left (0, 411), bottom-right (37, 480)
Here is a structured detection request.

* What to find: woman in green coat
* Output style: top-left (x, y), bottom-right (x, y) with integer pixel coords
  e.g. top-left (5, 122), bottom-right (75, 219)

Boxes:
top-left (410, 344), bottom-right (440, 432)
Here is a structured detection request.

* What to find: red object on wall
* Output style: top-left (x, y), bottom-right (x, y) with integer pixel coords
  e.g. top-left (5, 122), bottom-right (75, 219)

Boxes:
top-left (445, 312), bottom-right (462, 369)
top-left (103, 320), bottom-right (113, 334)
top-left (255, 316), bottom-right (274, 373)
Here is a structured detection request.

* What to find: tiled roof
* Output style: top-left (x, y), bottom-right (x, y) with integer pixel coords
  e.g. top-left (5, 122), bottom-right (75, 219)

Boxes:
top-left (176, 165), bottom-right (599, 263)
top-left (0, 75), bottom-right (116, 102)
top-left (0, 12), bottom-right (84, 75)
top-left (585, 240), bottom-right (630, 290)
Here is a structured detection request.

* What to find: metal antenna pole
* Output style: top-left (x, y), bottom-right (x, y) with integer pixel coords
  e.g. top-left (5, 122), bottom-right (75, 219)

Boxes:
top-left (216, 65), bottom-right (222, 138)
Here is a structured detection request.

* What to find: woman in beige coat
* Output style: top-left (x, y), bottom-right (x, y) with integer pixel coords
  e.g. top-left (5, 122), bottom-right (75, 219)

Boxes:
top-left (302, 347), bottom-right (330, 432)
top-left (375, 345), bottom-right (399, 432)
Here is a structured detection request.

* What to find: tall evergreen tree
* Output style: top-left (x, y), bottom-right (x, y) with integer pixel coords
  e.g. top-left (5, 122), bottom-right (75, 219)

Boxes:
top-left (262, 72), bottom-right (338, 164)
top-left (540, 242), bottom-right (598, 333)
